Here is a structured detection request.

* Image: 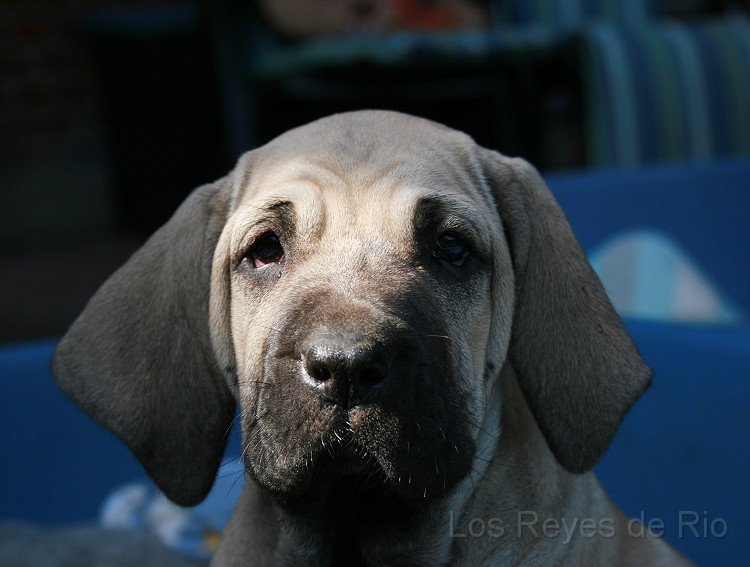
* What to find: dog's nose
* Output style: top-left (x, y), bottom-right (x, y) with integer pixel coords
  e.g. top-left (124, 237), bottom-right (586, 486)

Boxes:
top-left (303, 335), bottom-right (389, 409)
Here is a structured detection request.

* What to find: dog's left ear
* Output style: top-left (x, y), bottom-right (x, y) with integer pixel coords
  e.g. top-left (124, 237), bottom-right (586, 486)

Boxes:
top-left (52, 174), bottom-right (238, 506)
top-left (479, 148), bottom-right (651, 474)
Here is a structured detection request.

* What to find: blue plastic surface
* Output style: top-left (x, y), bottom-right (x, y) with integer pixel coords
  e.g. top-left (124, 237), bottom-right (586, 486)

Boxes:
top-left (0, 339), bottom-right (240, 524)
top-left (546, 158), bottom-right (750, 312)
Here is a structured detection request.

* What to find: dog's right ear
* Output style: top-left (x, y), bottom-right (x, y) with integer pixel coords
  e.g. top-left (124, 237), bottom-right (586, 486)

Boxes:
top-left (52, 155), bottom-right (254, 506)
top-left (479, 149), bottom-right (651, 474)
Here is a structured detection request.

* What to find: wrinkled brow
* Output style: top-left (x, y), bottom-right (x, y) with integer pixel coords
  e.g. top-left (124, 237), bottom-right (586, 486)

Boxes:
top-left (412, 195), bottom-right (491, 256)
top-left (230, 187), bottom-right (326, 259)
top-left (228, 199), bottom-right (294, 263)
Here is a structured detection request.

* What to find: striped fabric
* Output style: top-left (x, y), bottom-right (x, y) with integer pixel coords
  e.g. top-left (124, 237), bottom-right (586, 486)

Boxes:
top-left (581, 17), bottom-right (750, 166)
top-left (507, 0), bottom-right (657, 29)
top-left (252, 27), bottom-right (564, 78)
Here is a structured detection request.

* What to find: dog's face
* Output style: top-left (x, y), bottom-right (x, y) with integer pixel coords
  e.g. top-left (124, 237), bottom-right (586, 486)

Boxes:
top-left (53, 111), bottom-right (650, 510)
top-left (213, 116), bottom-right (512, 500)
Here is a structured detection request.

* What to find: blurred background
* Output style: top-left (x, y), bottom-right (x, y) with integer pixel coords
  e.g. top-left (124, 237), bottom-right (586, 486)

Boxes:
top-left (1, 1), bottom-right (749, 565)
top-left (1, 0), bottom-right (750, 340)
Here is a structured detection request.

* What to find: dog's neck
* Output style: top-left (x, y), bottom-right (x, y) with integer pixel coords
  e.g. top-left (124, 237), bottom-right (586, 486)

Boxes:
top-left (448, 366), bottom-right (621, 566)
top-left (270, 482), bottom-right (448, 566)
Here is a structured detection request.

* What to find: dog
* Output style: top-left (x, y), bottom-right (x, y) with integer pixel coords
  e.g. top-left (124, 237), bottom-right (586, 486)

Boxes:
top-left (53, 111), bottom-right (692, 566)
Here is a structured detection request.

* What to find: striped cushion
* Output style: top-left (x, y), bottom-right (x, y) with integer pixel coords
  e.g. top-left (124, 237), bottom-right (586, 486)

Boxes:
top-left (581, 17), bottom-right (750, 166)
top-left (507, 0), bottom-right (657, 29)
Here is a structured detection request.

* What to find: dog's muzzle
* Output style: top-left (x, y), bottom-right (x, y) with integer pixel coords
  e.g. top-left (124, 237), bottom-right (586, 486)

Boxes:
top-left (242, 290), bottom-right (475, 502)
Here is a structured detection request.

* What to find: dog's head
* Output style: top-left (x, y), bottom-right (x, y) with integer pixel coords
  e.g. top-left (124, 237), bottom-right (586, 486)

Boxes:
top-left (53, 111), bottom-right (650, 507)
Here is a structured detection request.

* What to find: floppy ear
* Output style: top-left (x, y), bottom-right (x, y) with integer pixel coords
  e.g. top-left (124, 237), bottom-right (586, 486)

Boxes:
top-left (52, 177), bottom-right (236, 506)
top-left (479, 149), bottom-right (651, 473)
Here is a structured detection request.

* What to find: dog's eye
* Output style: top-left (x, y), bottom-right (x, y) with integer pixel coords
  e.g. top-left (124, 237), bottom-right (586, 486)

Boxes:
top-left (433, 232), bottom-right (470, 266)
top-left (248, 232), bottom-right (284, 268)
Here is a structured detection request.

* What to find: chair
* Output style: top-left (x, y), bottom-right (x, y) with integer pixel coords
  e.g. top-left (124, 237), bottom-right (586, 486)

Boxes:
top-left (205, 1), bottom-right (570, 160)
top-left (579, 16), bottom-right (750, 166)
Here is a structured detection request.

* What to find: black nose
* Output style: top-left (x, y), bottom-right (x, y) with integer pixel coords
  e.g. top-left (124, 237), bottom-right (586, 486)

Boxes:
top-left (303, 333), bottom-right (390, 409)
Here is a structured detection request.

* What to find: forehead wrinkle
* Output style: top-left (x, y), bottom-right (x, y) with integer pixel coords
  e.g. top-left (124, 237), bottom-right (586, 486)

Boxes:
top-left (235, 146), bottom-right (489, 246)
top-left (346, 163), bottom-right (490, 249)
top-left (304, 156), bottom-right (360, 183)
top-left (230, 186), bottom-right (325, 254)
top-left (228, 200), bottom-right (284, 259)
top-left (395, 184), bottom-right (486, 226)
top-left (253, 157), bottom-right (354, 195)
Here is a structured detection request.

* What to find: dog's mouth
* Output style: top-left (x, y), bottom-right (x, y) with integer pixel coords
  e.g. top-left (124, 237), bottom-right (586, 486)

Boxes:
top-left (242, 404), bottom-right (385, 499)
top-left (242, 397), bottom-right (476, 505)
top-left (308, 421), bottom-right (389, 484)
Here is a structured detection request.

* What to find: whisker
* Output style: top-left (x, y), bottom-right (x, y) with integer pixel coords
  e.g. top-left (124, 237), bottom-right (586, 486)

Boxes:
top-left (235, 379), bottom-right (274, 388)
top-left (237, 410), bottom-right (272, 465)
top-left (469, 465), bottom-right (504, 496)
top-left (438, 426), bottom-right (448, 443)
top-left (216, 466), bottom-right (244, 481)
top-left (455, 415), bottom-right (499, 441)
top-left (226, 468), bottom-right (248, 497)
top-left (217, 452), bottom-right (244, 473)
top-left (473, 454), bottom-right (531, 470)
top-left (466, 464), bottom-right (477, 494)
top-left (220, 411), bottom-right (243, 445)
top-left (247, 410), bottom-right (271, 430)
top-left (239, 434), bottom-right (260, 466)
top-left (260, 325), bottom-right (285, 335)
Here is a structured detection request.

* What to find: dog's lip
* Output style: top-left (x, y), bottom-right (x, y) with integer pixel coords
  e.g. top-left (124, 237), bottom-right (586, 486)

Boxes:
top-left (347, 404), bottom-right (372, 426)
top-left (278, 410), bottom-right (387, 489)
top-left (257, 423), bottom-right (385, 495)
